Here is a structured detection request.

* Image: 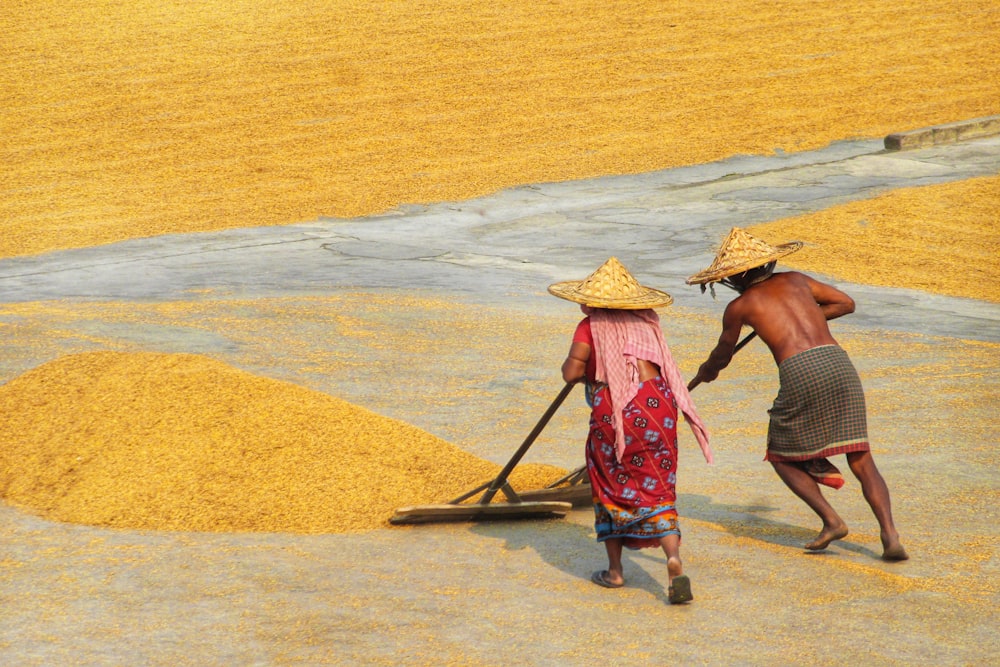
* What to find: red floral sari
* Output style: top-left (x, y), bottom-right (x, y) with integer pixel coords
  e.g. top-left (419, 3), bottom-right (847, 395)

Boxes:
top-left (586, 377), bottom-right (681, 549)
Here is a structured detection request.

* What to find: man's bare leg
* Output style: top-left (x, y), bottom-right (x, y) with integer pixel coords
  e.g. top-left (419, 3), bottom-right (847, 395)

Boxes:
top-left (846, 451), bottom-right (908, 561)
top-left (771, 460), bottom-right (849, 550)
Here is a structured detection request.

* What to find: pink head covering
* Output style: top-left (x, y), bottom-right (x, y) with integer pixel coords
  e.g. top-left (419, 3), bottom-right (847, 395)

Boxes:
top-left (584, 306), bottom-right (712, 464)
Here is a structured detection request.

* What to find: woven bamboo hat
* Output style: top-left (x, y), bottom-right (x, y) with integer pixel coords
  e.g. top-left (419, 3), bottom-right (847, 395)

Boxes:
top-left (548, 257), bottom-right (673, 309)
top-left (686, 227), bottom-right (803, 285)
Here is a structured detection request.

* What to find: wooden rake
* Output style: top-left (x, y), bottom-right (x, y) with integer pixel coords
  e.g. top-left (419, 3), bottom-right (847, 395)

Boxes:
top-left (390, 331), bottom-right (757, 525)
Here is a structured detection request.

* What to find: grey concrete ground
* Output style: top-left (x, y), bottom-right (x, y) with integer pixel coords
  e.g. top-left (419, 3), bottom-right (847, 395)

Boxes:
top-left (1, 134), bottom-right (998, 665)
top-left (2, 136), bottom-right (1000, 340)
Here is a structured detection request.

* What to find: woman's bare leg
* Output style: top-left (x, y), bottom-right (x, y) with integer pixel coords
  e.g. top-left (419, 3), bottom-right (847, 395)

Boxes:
top-left (660, 533), bottom-right (692, 603)
top-left (658, 533), bottom-right (682, 583)
top-left (601, 538), bottom-right (625, 585)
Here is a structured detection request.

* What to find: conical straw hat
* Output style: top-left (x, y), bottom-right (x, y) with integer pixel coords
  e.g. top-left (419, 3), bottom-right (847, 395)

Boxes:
top-left (686, 227), bottom-right (803, 285)
top-left (548, 257), bottom-right (673, 309)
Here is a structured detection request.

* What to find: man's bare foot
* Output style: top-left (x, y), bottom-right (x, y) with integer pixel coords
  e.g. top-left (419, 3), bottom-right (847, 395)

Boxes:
top-left (805, 523), bottom-right (849, 551)
top-left (881, 535), bottom-right (909, 561)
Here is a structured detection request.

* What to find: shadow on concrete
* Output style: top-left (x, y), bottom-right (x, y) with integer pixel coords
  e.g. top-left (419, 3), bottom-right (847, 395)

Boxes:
top-left (679, 493), bottom-right (882, 560)
top-left (467, 490), bottom-right (882, 596)
top-left (470, 516), bottom-right (683, 602)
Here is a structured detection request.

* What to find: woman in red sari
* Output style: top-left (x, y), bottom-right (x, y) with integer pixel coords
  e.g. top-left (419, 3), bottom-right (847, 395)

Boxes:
top-left (550, 257), bottom-right (712, 604)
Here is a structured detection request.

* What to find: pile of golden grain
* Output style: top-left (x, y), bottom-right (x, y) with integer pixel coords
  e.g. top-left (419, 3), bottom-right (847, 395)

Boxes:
top-left (0, 351), bottom-right (564, 533)
top-left (751, 175), bottom-right (1000, 303)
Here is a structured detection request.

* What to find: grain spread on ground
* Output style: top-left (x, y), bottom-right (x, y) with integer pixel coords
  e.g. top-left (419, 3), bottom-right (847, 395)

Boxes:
top-left (2, 1), bottom-right (998, 261)
top-left (749, 174), bottom-right (1000, 303)
top-left (0, 351), bottom-right (565, 533)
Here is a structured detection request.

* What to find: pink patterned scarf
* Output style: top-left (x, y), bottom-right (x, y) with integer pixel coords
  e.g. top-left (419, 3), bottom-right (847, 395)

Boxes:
top-left (585, 307), bottom-right (712, 464)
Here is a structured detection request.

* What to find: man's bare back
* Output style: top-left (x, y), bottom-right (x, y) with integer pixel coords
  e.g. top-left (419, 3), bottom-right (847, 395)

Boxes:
top-left (691, 271), bottom-right (855, 385)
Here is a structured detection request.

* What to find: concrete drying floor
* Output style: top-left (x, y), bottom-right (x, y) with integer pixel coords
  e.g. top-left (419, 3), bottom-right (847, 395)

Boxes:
top-left (1, 135), bottom-right (998, 665)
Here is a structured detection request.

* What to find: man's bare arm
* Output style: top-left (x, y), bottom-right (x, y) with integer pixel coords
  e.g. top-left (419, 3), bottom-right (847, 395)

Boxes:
top-left (806, 274), bottom-right (855, 321)
top-left (688, 304), bottom-right (744, 389)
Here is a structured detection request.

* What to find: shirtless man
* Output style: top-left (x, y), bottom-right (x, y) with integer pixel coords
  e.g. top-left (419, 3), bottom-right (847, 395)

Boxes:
top-left (686, 228), bottom-right (907, 561)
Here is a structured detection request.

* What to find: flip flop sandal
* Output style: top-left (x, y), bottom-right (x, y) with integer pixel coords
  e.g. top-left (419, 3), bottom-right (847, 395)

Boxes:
top-left (668, 575), bottom-right (693, 604)
top-left (591, 570), bottom-right (624, 589)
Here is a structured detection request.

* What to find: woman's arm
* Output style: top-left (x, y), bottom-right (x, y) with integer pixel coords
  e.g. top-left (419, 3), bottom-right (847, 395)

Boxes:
top-left (561, 341), bottom-right (591, 383)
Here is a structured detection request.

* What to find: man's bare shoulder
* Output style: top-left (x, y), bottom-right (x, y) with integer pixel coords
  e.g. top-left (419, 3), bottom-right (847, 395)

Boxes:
top-left (758, 270), bottom-right (855, 317)
top-left (769, 270), bottom-right (812, 284)
top-left (754, 271), bottom-right (821, 294)
top-left (743, 271), bottom-right (806, 294)
top-left (737, 272), bottom-right (823, 318)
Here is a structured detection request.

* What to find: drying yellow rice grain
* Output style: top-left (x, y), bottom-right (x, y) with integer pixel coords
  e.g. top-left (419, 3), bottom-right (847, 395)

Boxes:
top-left (2, 0), bottom-right (998, 259)
top-left (0, 351), bottom-right (566, 533)
top-left (750, 174), bottom-right (1000, 303)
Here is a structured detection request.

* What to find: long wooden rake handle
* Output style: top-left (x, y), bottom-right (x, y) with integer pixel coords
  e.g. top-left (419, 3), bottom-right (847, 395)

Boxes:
top-left (449, 380), bottom-right (576, 505)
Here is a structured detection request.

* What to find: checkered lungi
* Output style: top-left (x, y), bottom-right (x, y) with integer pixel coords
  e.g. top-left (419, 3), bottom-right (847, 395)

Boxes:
top-left (765, 344), bottom-right (871, 464)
